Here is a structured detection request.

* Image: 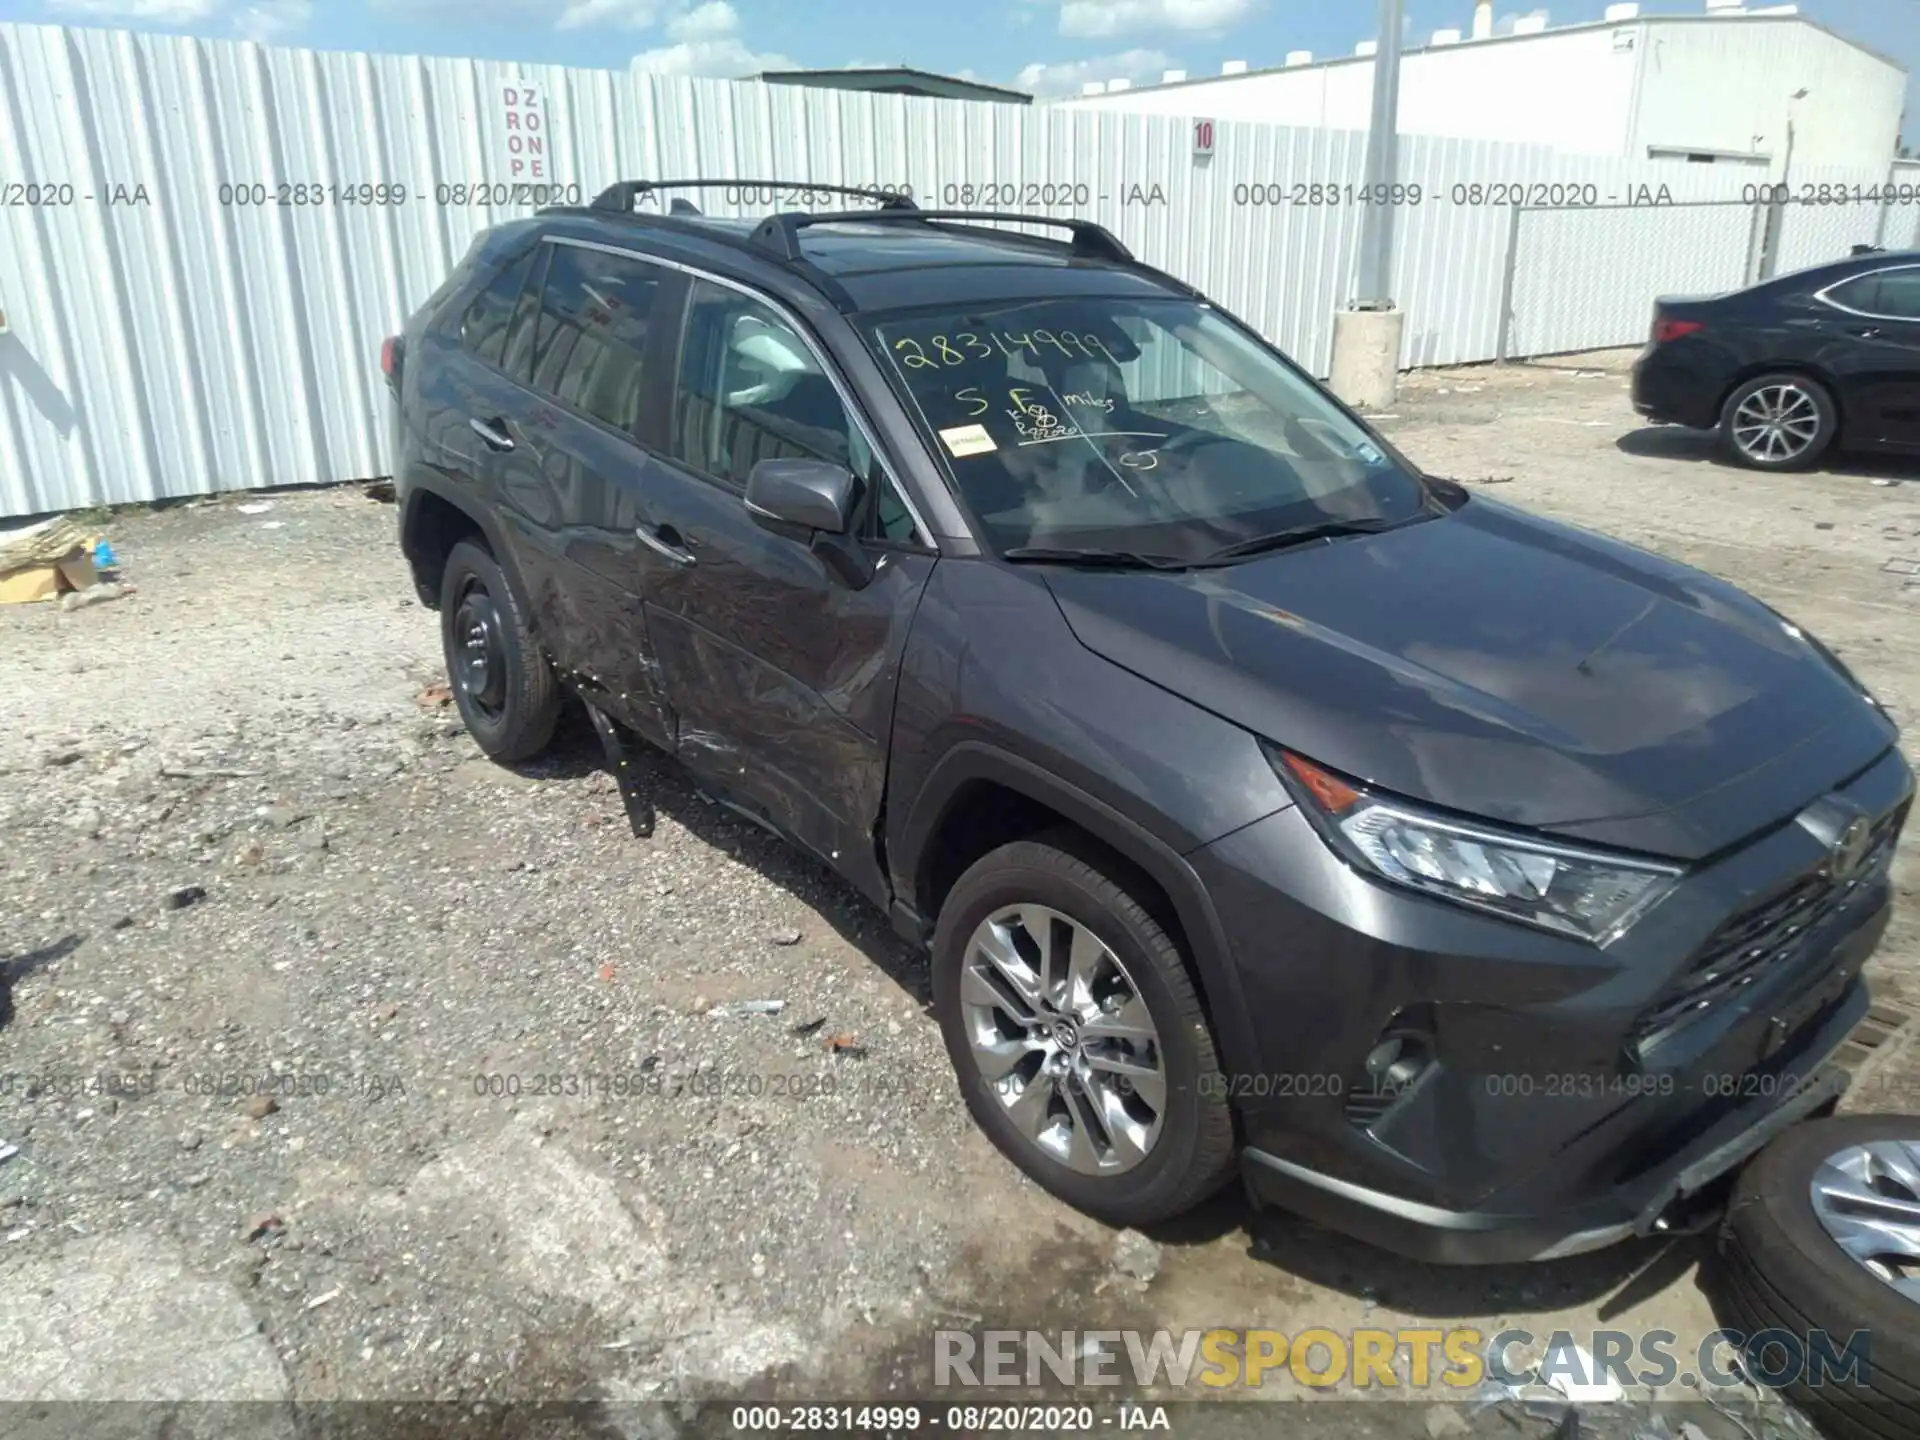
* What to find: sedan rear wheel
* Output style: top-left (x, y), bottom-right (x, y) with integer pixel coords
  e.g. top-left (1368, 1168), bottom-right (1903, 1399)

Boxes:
top-left (1720, 373), bottom-right (1836, 472)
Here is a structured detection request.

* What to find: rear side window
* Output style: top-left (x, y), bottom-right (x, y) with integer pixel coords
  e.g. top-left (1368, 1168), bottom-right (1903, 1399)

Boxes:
top-left (1868, 269), bottom-right (1920, 319)
top-left (1829, 268), bottom-right (1920, 320)
top-left (529, 245), bottom-right (668, 436)
top-left (460, 247), bottom-right (538, 365)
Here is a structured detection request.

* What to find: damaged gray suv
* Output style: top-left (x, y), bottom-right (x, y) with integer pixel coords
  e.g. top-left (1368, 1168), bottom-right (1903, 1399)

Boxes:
top-left (386, 181), bottom-right (1911, 1263)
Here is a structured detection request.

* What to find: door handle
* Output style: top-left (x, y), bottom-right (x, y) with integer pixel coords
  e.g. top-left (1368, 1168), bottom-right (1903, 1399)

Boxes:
top-left (469, 416), bottom-right (515, 451)
top-left (635, 523), bottom-right (697, 566)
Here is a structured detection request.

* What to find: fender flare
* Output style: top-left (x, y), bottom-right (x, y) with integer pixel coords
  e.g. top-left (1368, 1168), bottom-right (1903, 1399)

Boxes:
top-left (900, 740), bottom-right (1263, 1081)
top-left (398, 474), bottom-right (536, 615)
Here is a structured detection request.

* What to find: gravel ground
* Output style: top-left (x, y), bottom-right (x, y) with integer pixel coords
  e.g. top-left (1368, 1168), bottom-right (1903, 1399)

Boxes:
top-left (1, 349), bottom-right (1916, 1439)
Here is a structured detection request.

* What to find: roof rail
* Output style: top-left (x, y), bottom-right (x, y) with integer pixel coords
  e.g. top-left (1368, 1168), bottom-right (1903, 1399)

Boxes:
top-left (747, 208), bottom-right (1135, 265)
top-left (588, 179), bottom-right (919, 214)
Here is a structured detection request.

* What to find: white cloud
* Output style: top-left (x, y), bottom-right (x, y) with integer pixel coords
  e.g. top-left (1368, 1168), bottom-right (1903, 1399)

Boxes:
top-left (363, 0), bottom-right (559, 20)
top-left (630, 35), bottom-right (797, 76)
top-left (1015, 47), bottom-right (1174, 98)
top-left (231, 0), bottom-right (309, 40)
top-left (556, 0), bottom-right (664, 29)
top-left (44, 0), bottom-right (221, 21)
top-left (1492, 8), bottom-right (1547, 34)
top-left (1055, 0), bottom-right (1255, 39)
top-left (666, 0), bottom-right (736, 41)
top-left (628, 0), bottom-right (794, 75)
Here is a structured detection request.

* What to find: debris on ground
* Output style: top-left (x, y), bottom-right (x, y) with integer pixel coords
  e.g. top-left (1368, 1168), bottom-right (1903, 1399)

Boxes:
top-left (244, 1212), bottom-right (284, 1242)
top-left (1423, 1405), bottom-right (1471, 1439)
top-left (0, 1143), bottom-right (18, 1165)
top-left (822, 1032), bottom-right (867, 1057)
top-left (1112, 1229), bottom-right (1161, 1284)
top-left (236, 502), bottom-right (274, 515)
top-left (242, 1095), bottom-right (279, 1120)
top-left (161, 884), bottom-right (207, 910)
top-left (0, 516), bottom-right (105, 604)
top-left (770, 927), bottom-right (803, 946)
top-left (58, 581), bottom-right (135, 612)
top-left (790, 1017), bottom-right (827, 1037)
top-left (711, 999), bottom-right (786, 1017)
top-left (363, 480), bottom-right (396, 503)
top-left (1547, 1342), bottom-right (1626, 1403)
top-left (415, 680), bottom-right (453, 707)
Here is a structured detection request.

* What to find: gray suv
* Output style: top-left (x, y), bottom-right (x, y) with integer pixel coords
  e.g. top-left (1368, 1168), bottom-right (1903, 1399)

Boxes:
top-left (385, 181), bottom-right (1910, 1263)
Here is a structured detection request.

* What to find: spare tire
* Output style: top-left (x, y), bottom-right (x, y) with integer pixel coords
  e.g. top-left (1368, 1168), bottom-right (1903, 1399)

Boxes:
top-left (1709, 1114), bottom-right (1920, 1440)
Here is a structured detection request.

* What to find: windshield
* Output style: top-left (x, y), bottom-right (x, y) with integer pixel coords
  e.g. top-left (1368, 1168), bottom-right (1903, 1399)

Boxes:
top-left (870, 296), bottom-right (1432, 562)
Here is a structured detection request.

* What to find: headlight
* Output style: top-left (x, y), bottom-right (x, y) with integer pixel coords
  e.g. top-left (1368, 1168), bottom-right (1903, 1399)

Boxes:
top-left (1269, 747), bottom-right (1681, 944)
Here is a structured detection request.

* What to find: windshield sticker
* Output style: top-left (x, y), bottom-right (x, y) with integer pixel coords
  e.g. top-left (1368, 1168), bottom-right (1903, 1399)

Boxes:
top-left (937, 423), bottom-right (998, 458)
top-left (893, 329), bottom-right (1122, 369)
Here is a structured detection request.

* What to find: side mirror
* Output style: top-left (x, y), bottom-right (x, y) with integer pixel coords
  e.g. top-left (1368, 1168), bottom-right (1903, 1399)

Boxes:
top-left (745, 458), bottom-right (857, 536)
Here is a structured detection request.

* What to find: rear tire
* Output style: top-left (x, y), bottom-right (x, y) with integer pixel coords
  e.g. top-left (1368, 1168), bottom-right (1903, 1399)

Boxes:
top-left (1719, 372), bottom-right (1836, 472)
top-left (439, 540), bottom-right (560, 763)
top-left (1707, 1114), bottom-right (1920, 1440)
top-left (931, 832), bottom-right (1237, 1226)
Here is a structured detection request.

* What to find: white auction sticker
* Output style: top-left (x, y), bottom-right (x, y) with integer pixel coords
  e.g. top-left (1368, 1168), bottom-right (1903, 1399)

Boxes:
top-left (938, 423), bottom-right (997, 458)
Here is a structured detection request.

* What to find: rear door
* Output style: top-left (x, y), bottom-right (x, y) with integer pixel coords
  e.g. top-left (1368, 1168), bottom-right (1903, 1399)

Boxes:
top-left (484, 238), bottom-right (687, 749)
top-left (636, 277), bottom-right (938, 904)
top-left (1818, 264), bottom-right (1920, 450)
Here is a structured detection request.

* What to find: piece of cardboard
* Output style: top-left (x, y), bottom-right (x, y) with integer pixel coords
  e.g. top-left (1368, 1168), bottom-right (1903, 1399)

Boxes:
top-left (0, 551), bottom-right (98, 604)
top-left (0, 564), bottom-right (60, 604)
top-left (56, 553), bottom-right (99, 591)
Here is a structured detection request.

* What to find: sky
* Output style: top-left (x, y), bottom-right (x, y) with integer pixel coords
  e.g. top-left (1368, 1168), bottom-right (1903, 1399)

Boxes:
top-left (6, 0), bottom-right (1914, 141)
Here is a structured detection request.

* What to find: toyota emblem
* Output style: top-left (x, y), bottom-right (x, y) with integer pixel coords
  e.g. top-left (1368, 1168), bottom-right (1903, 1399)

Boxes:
top-left (1829, 816), bottom-right (1873, 880)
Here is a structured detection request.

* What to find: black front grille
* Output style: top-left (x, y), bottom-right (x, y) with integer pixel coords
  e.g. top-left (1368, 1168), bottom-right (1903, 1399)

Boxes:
top-left (1630, 804), bottom-right (1906, 1050)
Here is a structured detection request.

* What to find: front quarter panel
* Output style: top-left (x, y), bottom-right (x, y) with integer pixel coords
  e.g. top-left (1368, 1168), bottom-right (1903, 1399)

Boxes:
top-left (889, 559), bottom-right (1291, 871)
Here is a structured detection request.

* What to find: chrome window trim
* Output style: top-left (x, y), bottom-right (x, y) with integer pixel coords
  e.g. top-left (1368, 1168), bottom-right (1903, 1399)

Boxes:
top-left (544, 234), bottom-right (938, 550)
top-left (1813, 263), bottom-right (1920, 322)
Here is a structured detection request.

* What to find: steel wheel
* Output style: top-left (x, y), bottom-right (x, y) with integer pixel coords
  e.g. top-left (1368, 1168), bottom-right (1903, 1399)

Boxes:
top-left (451, 582), bottom-right (507, 719)
top-left (1810, 1139), bottom-right (1920, 1305)
top-left (959, 903), bottom-right (1166, 1176)
top-left (1730, 382), bottom-right (1823, 466)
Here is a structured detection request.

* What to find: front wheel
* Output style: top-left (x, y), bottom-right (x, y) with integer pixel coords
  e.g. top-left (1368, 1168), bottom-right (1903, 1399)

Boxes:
top-left (931, 833), bottom-right (1237, 1226)
top-left (1719, 373), bottom-right (1836, 471)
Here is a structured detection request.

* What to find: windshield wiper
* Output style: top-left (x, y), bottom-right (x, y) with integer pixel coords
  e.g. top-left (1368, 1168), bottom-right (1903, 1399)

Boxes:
top-left (1193, 516), bottom-right (1406, 567)
top-left (1001, 546), bottom-right (1193, 571)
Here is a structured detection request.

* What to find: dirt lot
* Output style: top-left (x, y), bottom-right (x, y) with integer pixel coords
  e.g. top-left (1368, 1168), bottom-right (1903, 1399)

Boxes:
top-left (1, 349), bottom-right (1916, 1439)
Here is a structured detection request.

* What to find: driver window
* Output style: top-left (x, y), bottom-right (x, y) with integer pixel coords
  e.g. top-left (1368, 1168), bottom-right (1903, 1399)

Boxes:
top-left (670, 281), bottom-right (923, 543)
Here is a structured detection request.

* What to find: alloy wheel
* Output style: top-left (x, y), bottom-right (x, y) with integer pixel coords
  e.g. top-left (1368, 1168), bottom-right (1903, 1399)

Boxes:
top-left (452, 582), bottom-right (508, 718)
top-left (1809, 1139), bottom-right (1920, 1304)
top-left (1730, 383), bottom-right (1822, 465)
top-left (959, 904), bottom-right (1166, 1176)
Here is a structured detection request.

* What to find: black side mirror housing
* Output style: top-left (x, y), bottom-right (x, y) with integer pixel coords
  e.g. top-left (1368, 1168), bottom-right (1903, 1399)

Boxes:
top-left (745, 459), bottom-right (857, 536)
top-left (743, 458), bottom-right (874, 589)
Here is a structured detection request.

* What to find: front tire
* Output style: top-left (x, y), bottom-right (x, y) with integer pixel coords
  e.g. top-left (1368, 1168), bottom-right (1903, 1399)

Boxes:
top-left (438, 540), bottom-right (560, 762)
top-left (931, 833), bottom-right (1237, 1226)
top-left (1719, 372), bottom-right (1836, 471)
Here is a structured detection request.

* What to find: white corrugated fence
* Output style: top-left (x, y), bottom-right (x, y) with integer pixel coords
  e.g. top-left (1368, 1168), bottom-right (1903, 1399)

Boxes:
top-left (0, 20), bottom-right (1909, 517)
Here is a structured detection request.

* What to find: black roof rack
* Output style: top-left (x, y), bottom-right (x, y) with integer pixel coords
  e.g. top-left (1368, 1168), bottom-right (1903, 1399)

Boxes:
top-left (589, 179), bottom-right (919, 214)
top-left (746, 208), bottom-right (1134, 265)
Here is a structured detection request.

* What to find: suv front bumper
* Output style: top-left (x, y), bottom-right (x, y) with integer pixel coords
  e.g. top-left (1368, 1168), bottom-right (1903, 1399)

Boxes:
top-left (1241, 995), bottom-right (1860, 1265)
top-left (1192, 744), bottom-right (1910, 1265)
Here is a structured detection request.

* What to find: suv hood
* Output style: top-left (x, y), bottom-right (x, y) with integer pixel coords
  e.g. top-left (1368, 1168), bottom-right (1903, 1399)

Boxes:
top-left (1044, 498), bottom-right (1893, 860)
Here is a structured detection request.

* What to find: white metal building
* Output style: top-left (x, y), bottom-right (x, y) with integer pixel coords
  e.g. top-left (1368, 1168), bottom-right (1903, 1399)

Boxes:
top-left (1055, 3), bottom-right (1907, 171)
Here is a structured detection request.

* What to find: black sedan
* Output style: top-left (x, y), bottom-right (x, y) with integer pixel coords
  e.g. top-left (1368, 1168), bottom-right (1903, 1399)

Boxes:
top-left (1631, 248), bottom-right (1920, 470)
